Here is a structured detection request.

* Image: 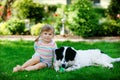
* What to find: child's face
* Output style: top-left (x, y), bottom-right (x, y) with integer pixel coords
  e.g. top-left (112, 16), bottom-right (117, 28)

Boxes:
top-left (41, 30), bottom-right (54, 43)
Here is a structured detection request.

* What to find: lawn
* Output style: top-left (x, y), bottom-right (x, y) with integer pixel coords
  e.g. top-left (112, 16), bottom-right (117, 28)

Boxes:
top-left (0, 40), bottom-right (120, 80)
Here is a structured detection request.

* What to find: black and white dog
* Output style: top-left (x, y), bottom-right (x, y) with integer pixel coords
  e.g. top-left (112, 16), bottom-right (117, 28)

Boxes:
top-left (54, 46), bottom-right (120, 72)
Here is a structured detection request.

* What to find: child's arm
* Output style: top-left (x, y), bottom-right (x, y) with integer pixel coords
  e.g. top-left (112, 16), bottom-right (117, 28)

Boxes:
top-left (53, 42), bottom-right (58, 59)
top-left (53, 42), bottom-right (58, 65)
top-left (34, 42), bottom-right (38, 51)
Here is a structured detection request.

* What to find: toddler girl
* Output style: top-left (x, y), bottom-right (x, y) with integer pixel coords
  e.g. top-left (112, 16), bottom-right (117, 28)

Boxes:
top-left (13, 24), bottom-right (57, 72)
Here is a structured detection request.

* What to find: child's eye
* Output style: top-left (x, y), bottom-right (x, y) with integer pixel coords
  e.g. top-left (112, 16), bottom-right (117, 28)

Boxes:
top-left (44, 33), bottom-right (47, 35)
top-left (49, 34), bottom-right (52, 35)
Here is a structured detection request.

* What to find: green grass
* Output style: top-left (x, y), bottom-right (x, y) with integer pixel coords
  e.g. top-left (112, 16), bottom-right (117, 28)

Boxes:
top-left (0, 40), bottom-right (120, 80)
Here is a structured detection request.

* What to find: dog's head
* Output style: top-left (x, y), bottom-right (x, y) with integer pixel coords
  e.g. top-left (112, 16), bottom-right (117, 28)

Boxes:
top-left (55, 46), bottom-right (77, 69)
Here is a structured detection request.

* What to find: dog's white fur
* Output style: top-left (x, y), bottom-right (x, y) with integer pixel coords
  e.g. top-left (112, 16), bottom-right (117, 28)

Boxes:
top-left (54, 47), bottom-right (120, 72)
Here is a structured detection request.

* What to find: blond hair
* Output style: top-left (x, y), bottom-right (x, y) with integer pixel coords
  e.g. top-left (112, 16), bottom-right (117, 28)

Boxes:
top-left (35, 24), bottom-right (54, 42)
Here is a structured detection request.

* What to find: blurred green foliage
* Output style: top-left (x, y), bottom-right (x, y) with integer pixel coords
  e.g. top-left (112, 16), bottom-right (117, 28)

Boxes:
top-left (12, 0), bottom-right (45, 23)
top-left (107, 0), bottom-right (120, 20)
top-left (67, 0), bottom-right (99, 37)
top-left (30, 23), bottom-right (44, 35)
top-left (0, 18), bottom-right (25, 35)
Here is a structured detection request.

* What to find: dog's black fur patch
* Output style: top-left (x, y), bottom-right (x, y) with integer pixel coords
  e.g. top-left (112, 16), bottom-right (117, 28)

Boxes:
top-left (55, 47), bottom-right (64, 60)
top-left (55, 47), bottom-right (76, 62)
top-left (65, 47), bottom-right (76, 62)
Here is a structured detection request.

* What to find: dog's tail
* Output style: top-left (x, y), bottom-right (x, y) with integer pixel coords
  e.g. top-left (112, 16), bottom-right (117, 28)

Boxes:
top-left (112, 58), bottom-right (120, 62)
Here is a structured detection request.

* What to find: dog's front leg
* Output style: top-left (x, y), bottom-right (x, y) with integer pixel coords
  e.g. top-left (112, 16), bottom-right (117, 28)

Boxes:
top-left (53, 61), bottom-right (60, 72)
top-left (65, 65), bottom-right (80, 72)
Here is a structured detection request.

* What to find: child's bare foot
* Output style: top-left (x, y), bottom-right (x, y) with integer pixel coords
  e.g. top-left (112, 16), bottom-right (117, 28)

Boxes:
top-left (13, 65), bottom-right (23, 72)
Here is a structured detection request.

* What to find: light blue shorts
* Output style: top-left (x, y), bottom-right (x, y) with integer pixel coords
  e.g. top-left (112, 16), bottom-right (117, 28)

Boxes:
top-left (32, 53), bottom-right (52, 68)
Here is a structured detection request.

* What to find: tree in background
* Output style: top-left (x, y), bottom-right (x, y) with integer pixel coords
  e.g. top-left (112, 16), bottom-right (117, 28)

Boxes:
top-left (0, 0), bottom-right (15, 21)
top-left (12, 0), bottom-right (45, 23)
top-left (107, 0), bottom-right (120, 20)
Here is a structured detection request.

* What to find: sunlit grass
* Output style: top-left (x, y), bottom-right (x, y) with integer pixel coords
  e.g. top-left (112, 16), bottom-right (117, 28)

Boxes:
top-left (0, 40), bottom-right (120, 80)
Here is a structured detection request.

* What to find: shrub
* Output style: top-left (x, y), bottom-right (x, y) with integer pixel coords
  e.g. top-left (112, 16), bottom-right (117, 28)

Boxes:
top-left (12, 0), bottom-right (45, 23)
top-left (107, 0), bottom-right (120, 20)
top-left (99, 19), bottom-right (120, 36)
top-left (30, 23), bottom-right (44, 35)
top-left (6, 19), bottom-right (25, 35)
top-left (48, 5), bottom-right (57, 13)
top-left (0, 22), bottom-right (11, 35)
top-left (94, 8), bottom-right (107, 18)
top-left (67, 0), bottom-right (99, 37)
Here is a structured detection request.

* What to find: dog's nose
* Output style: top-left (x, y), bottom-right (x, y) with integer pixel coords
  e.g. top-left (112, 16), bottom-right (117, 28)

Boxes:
top-left (62, 64), bottom-right (65, 68)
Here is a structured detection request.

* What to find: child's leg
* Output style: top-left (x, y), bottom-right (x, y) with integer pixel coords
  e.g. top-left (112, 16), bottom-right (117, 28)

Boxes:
top-left (24, 62), bottom-right (47, 71)
top-left (13, 65), bottom-right (22, 72)
top-left (22, 57), bottom-right (40, 68)
top-left (13, 57), bottom-right (40, 72)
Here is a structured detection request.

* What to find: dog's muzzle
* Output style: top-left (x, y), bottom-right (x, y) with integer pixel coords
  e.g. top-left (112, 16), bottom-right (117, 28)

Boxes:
top-left (62, 64), bottom-right (66, 68)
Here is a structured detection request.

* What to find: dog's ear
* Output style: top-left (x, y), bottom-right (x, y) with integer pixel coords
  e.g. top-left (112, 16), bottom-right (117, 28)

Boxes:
top-left (55, 47), bottom-right (64, 54)
top-left (65, 47), bottom-right (76, 61)
top-left (55, 47), bottom-right (63, 51)
top-left (55, 47), bottom-right (64, 60)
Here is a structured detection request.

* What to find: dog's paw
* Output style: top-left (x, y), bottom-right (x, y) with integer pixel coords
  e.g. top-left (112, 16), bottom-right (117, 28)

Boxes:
top-left (65, 68), bottom-right (73, 72)
top-left (108, 64), bottom-right (113, 69)
top-left (55, 69), bottom-right (59, 72)
top-left (54, 67), bottom-right (59, 72)
top-left (103, 63), bottom-right (113, 69)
